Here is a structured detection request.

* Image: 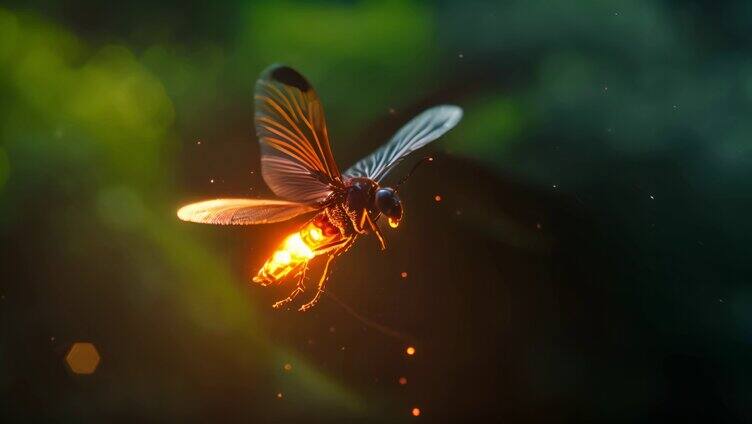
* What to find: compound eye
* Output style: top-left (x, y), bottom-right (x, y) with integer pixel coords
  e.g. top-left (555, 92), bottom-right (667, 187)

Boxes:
top-left (375, 188), bottom-right (402, 219)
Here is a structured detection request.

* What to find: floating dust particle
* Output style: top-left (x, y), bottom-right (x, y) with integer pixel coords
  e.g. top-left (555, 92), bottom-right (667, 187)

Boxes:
top-left (401, 271), bottom-right (408, 278)
top-left (209, 179), bottom-right (215, 183)
top-left (412, 407), bottom-right (421, 417)
top-left (536, 223), bottom-right (542, 229)
top-left (283, 363), bottom-right (292, 372)
top-left (399, 377), bottom-right (407, 385)
top-left (277, 392), bottom-right (283, 399)
top-left (406, 346), bottom-right (416, 356)
top-left (434, 195), bottom-right (442, 202)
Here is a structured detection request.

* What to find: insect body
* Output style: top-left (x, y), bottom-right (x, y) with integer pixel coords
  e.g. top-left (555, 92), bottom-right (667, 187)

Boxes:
top-left (178, 65), bottom-right (462, 311)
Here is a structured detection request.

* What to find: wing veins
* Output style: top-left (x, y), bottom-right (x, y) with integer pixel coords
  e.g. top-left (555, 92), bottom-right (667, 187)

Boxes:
top-left (256, 95), bottom-right (318, 162)
top-left (263, 136), bottom-right (322, 171)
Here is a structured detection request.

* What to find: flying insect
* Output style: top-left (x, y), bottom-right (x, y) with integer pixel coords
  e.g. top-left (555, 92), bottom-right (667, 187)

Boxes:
top-left (178, 65), bottom-right (462, 311)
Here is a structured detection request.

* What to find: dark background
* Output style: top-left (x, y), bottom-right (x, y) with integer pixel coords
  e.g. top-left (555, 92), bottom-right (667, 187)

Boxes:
top-left (1, 0), bottom-right (751, 422)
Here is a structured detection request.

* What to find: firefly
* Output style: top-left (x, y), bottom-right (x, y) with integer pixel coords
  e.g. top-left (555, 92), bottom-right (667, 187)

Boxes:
top-left (178, 65), bottom-right (462, 311)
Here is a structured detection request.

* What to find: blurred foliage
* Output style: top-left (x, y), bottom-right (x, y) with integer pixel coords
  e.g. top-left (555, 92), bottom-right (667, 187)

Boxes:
top-left (1, 0), bottom-right (752, 421)
top-left (0, 5), bottom-right (365, 419)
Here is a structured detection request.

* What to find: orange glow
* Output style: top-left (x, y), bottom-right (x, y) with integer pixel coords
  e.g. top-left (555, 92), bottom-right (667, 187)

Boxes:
top-left (399, 376), bottom-right (408, 385)
top-left (277, 392), bottom-right (283, 399)
top-left (406, 346), bottom-right (416, 356)
top-left (283, 363), bottom-right (292, 372)
top-left (273, 250), bottom-right (292, 265)
top-left (434, 195), bottom-right (442, 202)
top-left (65, 342), bottom-right (100, 375)
top-left (412, 407), bottom-right (421, 417)
top-left (254, 220), bottom-right (339, 285)
top-left (309, 227), bottom-right (324, 241)
top-left (401, 271), bottom-right (408, 278)
top-left (388, 217), bottom-right (400, 228)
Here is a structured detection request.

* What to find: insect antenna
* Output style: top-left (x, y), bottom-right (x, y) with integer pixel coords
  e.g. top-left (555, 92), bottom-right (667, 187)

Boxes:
top-left (324, 290), bottom-right (415, 342)
top-left (394, 155), bottom-right (435, 191)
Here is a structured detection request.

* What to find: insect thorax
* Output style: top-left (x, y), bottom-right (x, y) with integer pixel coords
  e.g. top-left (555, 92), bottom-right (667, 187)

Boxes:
top-left (323, 203), bottom-right (355, 236)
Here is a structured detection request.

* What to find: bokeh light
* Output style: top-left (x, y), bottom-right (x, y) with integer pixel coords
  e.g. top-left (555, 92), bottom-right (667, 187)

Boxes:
top-left (406, 346), bottom-right (416, 356)
top-left (65, 342), bottom-right (101, 375)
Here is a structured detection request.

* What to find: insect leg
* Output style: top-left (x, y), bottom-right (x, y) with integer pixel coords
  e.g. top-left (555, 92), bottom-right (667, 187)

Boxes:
top-left (298, 255), bottom-right (334, 312)
top-left (298, 237), bottom-right (355, 312)
top-left (272, 262), bottom-right (308, 309)
top-left (366, 214), bottom-right (386, 250)
top-left (356, 209), bottom-right (370, 234)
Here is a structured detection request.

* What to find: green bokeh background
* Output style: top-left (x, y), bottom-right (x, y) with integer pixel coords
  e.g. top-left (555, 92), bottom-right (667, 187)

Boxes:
top-left (1, 1), bottom-right (751, 422)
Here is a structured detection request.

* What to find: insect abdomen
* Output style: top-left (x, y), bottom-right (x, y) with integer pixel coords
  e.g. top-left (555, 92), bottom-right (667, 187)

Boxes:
top-left (252, 213), bottom-right (341, 285)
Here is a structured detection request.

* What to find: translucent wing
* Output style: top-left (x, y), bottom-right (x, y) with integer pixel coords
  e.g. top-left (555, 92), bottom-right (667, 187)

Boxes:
top-left (177, 199), bottom-right (316, 225)
top-left (344, 105), bottom-right (463, 182)
top-left (255, 64), bottom-right (342, 204)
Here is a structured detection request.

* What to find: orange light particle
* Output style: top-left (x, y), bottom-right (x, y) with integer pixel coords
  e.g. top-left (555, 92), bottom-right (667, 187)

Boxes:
top-left (277, 392), bottom-right (283, 399)
top-left (401, 271), bottom-right (408, 278)
top-left (399, 376), bottom-right (408, 385)
top-left (412, 407), bottom-right (421, 417)
top-left (434, 195), bottom-right (442, 202)
top-left (65, 342), bottom-right (101, 375)
top-left (406, 346), bottom-right (416, 356)
top-left (283, 363), bottom-right (292, 372)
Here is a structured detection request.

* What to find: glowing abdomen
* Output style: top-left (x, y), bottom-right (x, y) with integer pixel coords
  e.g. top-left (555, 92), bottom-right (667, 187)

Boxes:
top-left (252, 214), bottom-right (340, 285)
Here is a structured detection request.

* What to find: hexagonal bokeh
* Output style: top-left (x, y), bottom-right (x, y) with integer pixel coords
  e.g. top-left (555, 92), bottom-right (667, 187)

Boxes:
top-left (65, 342), bottom-right (101, 375)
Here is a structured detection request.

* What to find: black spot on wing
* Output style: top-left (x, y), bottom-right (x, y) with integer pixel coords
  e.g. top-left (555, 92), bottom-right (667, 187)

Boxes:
top-left (266, 65), bottom-right (311, 92)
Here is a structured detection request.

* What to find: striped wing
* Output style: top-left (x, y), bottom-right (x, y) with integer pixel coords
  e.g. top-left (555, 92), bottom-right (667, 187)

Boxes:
top-left (344, 105), bottom-right (462, 182)
top-left (255, 65), bottom-right (342, 204)
top-left (177, 199), bottom-right (316, 225)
